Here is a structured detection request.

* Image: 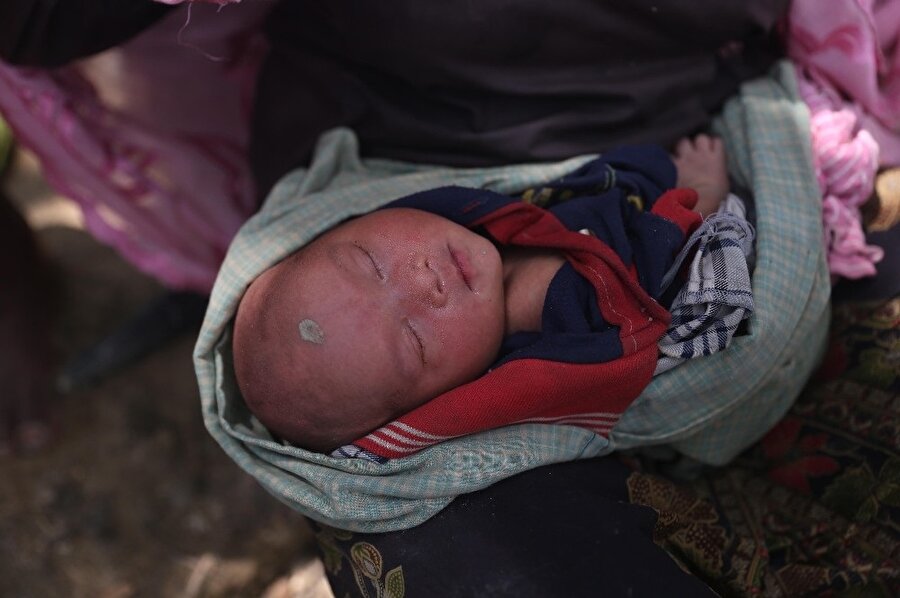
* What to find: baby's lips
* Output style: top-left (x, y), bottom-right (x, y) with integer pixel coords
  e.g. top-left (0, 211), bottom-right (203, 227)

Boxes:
top-left (448, 246), bottom-right (474, 291)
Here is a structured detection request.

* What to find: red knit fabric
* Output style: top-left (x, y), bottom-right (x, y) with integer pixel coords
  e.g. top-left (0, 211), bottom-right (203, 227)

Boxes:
top-left (353, 189), bottom-right (700, 458)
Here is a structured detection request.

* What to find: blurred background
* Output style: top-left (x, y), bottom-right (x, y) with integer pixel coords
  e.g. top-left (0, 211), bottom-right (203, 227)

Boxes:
top-left (0, 147), bottom-right (332, 597)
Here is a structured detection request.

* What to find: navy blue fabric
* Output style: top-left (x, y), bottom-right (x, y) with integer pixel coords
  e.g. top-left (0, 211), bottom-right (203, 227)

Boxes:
top-left (385, 184), bottom-right (516, 228)
top-left (383, 145), bottom-right (688, 368)
top-left (501, 262), bottom-right (623, 365)
top-left (544, 146), bottom-right (684, 295)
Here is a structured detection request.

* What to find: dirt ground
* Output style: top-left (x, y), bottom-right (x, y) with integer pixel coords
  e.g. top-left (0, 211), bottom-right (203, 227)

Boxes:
top-left (0, 150), bottom-right (334, 598)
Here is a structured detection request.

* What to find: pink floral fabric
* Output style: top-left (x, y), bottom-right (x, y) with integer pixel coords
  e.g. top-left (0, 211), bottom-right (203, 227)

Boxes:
top-left (788, 0), bottom-right (900, 167)
top-left (0, 0), bottom-right (269, 291)
top-left (798, 71), bottom-right (884, 279)
top-left (786, 0), bottom-right (900, 279)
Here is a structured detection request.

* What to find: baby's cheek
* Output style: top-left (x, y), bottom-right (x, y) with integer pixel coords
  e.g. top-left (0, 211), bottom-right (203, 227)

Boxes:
top-left (447, 314), bottom-right (501, 374)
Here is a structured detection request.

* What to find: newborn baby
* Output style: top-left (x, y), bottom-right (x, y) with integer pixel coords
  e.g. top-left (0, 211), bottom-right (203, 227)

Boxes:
top-left (234, 136), bottom-right (727, 453)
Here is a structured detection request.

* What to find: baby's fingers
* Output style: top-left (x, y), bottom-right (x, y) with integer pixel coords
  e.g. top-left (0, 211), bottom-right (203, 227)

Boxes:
top-left (674, 137), bottom-right (694, 157)
top-left (694, 134), bottom-right (716, 151)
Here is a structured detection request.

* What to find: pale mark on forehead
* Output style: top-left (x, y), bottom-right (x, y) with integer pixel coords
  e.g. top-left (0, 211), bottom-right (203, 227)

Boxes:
top-left (298, 319), bottom-right (326, 345)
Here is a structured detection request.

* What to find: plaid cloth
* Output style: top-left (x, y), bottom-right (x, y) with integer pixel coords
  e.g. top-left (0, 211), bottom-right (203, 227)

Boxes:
top-left (194, 61), bottom-right (829, 531)
top-left (654, 194), bottom-right (755, 375)
top-left (611, 62), bottom-right (830, 465)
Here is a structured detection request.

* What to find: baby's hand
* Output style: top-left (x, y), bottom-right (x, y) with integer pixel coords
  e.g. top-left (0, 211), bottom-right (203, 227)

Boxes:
top-left (673, 135), bottom-right (729, 217)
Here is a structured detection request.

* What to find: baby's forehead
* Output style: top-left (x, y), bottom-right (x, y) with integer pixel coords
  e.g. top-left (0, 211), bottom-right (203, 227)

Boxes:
top-left (329, 207), bottom-right (459, 238)
top-left (262, 240), bottom-right (363, 320)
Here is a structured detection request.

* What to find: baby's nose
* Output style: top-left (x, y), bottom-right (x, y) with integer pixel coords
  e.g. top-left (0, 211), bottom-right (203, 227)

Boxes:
top-left (405, 255), bottom-right (447, 307)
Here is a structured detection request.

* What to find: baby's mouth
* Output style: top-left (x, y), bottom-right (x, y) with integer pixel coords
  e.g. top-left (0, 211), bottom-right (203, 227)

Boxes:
top-left (448, 246), bottom-right (473, 291)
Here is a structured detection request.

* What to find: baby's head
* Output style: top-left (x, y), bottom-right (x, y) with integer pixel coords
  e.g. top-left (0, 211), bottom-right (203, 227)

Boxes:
top-left (233, 208), bottom-right (506, 452)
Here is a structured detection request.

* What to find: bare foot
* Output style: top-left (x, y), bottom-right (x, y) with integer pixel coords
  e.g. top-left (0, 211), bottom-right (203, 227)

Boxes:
top-left (673, 135), bottom-right (729, 217)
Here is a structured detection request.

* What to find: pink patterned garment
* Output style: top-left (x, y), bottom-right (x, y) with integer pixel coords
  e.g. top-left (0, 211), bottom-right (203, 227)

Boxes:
top-left (788, 0), bottom-right (900, 167)
top-left (0, 0), bottom-right (268, 292)
top-left (797, 71), bottom-right (884, 279)
top-left (786, 0), bottom-right (900, 279)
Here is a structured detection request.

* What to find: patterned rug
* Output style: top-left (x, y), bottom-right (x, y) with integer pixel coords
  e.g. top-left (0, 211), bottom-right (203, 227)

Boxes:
top-left (628, 296), bottom-right (900, 596)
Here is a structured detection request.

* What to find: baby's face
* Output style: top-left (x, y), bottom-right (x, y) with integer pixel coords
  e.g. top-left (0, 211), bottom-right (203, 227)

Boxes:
top-left (264, 208), bottom-right (506, 440)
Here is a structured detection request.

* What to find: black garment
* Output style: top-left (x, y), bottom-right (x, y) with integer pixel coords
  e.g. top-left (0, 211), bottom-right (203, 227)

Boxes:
top-left (0, 0), bottom-right (171, 67)
top-left (252, 0), bottom-right (788, 196)
top-left (0, 1), bottom-right (788, 202)
top-left (833, 226), bottom-right (900, 303)
top-left (314, 457), bottom-right (716, 597)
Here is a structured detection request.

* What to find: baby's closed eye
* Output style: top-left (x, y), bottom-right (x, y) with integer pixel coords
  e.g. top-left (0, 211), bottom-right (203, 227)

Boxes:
top-left (354, 242), bottom-right (385, 279)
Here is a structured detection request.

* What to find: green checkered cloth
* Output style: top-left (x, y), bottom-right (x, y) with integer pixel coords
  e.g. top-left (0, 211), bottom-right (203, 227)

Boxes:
top-left (611, 61), bottom-right (830, 463)
top-left (194, 61), bottom-right (828, 532)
